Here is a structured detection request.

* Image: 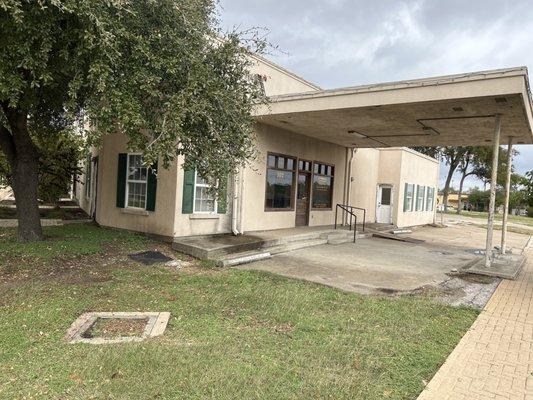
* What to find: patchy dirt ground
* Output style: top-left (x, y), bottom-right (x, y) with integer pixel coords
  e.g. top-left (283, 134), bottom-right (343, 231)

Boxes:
top-left (411, 273), bottom-right (500, 309)
top-left (83, 318), bottom-right (149, 339)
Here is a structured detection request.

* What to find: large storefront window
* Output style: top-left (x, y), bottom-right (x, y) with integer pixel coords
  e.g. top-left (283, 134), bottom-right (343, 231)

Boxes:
top-left (265, 153), bottom-right (296, 210)
top-left (312, 162), bottom-right (334, 209)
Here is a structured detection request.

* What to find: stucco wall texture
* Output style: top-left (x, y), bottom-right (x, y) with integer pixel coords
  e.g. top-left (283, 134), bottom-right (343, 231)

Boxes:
top-left (76, 54), bottom-right (438, 238)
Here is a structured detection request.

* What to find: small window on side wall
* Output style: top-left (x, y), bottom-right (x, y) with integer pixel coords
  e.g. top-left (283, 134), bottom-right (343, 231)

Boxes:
top-left (85, 155), bottom-right (92, 198)
top-left (416, 185), bottom-right (425, 211)
top-left (126, 154), bottom-right (148, 209)
top-left (312, 162), bottom-right (334, 209)
top-left (426, 187), bottom-right (435, 211)
top-left (265, 153), bottom-right (296, 210)
top-left (403, 183), bottom-right (414, 212)
top-left (194, 173), bottom-right (217, 213)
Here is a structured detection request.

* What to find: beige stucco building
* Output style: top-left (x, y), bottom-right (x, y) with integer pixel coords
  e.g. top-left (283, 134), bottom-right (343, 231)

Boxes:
top-left (75, 54), bottom-right (441, 240)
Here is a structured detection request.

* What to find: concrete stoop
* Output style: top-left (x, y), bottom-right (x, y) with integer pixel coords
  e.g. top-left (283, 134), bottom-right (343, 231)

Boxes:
top-left (172, 228), bottom-right (373, 267)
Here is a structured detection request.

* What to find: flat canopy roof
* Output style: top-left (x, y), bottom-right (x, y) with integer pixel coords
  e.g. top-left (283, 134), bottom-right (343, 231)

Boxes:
top-left (255, 67), bottom-right (533, 148)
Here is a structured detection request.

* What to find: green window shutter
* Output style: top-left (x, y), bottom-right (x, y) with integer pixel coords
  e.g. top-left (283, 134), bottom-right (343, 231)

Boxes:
top-left (182, 168), bottom-right (195, 214)
top-left (403, 183), bottom-right (409, 212)
top-left (146, 161), bottom-right (158, 212)
top-left (217, 175), bottom-right (228, 214)
top-left (116, 153), bottom-right (127, 208)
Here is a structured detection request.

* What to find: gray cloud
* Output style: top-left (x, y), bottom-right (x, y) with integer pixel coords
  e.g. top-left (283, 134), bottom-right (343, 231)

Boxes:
top-left (219, 0), bottom-right (533, 183)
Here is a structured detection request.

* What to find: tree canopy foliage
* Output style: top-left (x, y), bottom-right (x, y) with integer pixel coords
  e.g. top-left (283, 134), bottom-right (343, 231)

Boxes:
top-left (0, 0), bottom-right (267, 240)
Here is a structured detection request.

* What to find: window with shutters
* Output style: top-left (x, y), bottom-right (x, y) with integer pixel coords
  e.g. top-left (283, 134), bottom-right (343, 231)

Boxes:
top-left (85, 155), bottom-right (92, 198)
top-left (416, 185), bottom-right (426, 211)
top-left (404, 183), bottom-right (414, 212)
top-left (126, 154), bottom-right (148, 209)
top-left (194, 172), bottom-right (217, 213)
top-left (426, 187), bottom-right (435, 211)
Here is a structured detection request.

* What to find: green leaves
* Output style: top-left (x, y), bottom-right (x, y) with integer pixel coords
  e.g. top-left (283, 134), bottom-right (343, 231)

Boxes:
top-left (1, 0), bottom-right (267, 191)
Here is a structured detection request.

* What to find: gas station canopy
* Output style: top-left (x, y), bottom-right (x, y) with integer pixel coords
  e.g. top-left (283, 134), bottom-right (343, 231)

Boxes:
top-left (255, 67), bottom-right (533, 148)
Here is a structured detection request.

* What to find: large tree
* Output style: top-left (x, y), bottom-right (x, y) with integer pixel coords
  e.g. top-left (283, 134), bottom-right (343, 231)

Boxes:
top-left (0, 0), bottom-right (266, 241)
top-left (440, 147), bottom-right (468, 212)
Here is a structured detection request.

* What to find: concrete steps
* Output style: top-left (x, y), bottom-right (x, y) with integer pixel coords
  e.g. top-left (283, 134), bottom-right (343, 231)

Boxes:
top-left (174, 226), bottom-right (378, 268)
top-left (269, 238), bottom-right (328, 255)
top-left (215, 237), bottom-right (329, 267)
top-left (216, 250), bottom-right (272, 267)
top-left (323, 230), bottom-right (372, 244)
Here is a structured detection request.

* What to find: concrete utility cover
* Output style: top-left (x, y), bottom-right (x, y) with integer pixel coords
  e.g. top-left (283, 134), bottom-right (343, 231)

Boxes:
top-left (65, 312), bottom-right (170, 344)
top-left (128, 251), bottom-right (173, 265)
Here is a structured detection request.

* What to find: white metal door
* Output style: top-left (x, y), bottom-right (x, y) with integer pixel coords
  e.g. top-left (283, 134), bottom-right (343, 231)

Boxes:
top-left (376, 185), bottom-right (392, 224)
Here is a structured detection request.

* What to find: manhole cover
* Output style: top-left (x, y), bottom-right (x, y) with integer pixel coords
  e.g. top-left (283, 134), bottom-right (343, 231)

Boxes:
top-left (129, 251), bottom-right (172, 265)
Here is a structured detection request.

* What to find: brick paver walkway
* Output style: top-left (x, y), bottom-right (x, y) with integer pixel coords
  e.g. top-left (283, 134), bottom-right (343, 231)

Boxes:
top-left (418, 242), bottom-right (533, 400)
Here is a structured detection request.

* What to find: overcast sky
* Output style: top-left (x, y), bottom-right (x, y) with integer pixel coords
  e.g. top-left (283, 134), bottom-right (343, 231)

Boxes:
top-left (219, 0), bottom-right (533, 190)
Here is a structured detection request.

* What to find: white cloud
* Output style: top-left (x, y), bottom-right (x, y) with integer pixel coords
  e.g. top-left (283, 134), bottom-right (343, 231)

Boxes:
top-left (220, 0), bottom-right (533, 187)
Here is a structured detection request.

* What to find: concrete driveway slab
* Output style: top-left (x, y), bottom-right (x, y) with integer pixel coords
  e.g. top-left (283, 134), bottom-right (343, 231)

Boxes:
top-left (236, 237), bottom-right (477, 294)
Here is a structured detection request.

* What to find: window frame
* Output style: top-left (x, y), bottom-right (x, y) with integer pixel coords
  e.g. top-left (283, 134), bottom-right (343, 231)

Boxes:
top-left (416, 185), bottom-right (426, 212)
top-left (264, 152), bottom-right (297, 212)
top-left (193, 171), bottom-right (218, 214)
top-left (404, 183), bottom-right (415, 212)
top-left (125, 153), bottom-right (148, 210)
top-left (85, 155), bottom-right (92, 199)
top-left (311, 160), bottom-right (335, 211)
top-left (426, 187), bottom-right (435, 211)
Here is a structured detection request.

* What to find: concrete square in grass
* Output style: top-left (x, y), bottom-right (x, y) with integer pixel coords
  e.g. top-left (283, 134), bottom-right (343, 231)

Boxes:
top-left (65, 311), bottom-right (170, 344)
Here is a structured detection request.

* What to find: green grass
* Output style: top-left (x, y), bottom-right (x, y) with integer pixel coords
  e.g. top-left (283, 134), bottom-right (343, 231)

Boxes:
top-left (446, 210), bottom-right (533, 226)
top-left (0, 223), bottom-right (146, 262)
top-left (0, 224), bottom-right (479, 400)
top-left (0, 205), bottom-right (89, 220)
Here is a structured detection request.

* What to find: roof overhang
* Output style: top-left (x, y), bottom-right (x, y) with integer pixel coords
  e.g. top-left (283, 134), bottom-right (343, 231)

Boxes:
top-left (254, 67), bottom-right (533, 148)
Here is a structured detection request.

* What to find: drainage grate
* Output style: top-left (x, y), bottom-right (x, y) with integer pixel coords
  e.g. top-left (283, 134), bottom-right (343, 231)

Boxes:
top-left (128, 251), bottom-right (173, 265)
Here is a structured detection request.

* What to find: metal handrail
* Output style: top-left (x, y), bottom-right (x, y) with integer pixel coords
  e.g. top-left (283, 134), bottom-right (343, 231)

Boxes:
top-left (334, 204), bottom-right (365, 243)
top-left (334, 204), bottom-right (366, 231)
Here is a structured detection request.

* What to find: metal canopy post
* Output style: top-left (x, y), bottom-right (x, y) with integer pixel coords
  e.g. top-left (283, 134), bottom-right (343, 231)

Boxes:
top-left (501, 136), bottom-right (514, 255)
top-left (485, 114), bottom-right (502, 268)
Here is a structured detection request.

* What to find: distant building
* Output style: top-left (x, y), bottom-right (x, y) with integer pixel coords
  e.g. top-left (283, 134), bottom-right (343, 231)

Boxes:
top-left (437, 193), bottom-right (469, 211)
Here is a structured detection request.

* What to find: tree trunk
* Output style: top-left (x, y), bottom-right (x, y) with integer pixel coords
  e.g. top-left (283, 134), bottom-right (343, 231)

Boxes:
top-left (0, 104), bottom-right (43, 242)
top-left (456, 172), bottom-right (467, 214)
top-left (442, 157), bottom-right (460, 212)
top-left (11, 155), bottom-right (42, 241)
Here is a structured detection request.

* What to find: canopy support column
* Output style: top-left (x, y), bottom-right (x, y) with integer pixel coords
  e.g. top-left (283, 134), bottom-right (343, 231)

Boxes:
top-left (501, 136), bottom-right (514, 255)
top-left (485, 114), bottom-right (502, 268)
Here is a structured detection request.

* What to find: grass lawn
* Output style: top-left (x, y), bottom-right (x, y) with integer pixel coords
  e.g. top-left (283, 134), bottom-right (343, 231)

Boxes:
top-left (0, 205), bottom-right (89, 220)
top-left (0, 224), bottom-right (479, 400)
top-left (445, 210), bottom-right (533, 226)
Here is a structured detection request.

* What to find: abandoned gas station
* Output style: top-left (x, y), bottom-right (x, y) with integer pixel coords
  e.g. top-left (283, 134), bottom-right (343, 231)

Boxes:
top-left (77, 54), bottom-right (533, 276)
top-left (255, 66), bottom-right (533, 274)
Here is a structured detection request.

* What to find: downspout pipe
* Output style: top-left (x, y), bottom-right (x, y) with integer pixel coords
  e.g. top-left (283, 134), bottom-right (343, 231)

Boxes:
top-left (238, 168), bottom-right (245, 233)
top-left (343, 147), bottom-right (357, 225)
top-left (231, 170), bottom-right (241, 235)
top-left (347, 147), bottom-right (357, 206)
